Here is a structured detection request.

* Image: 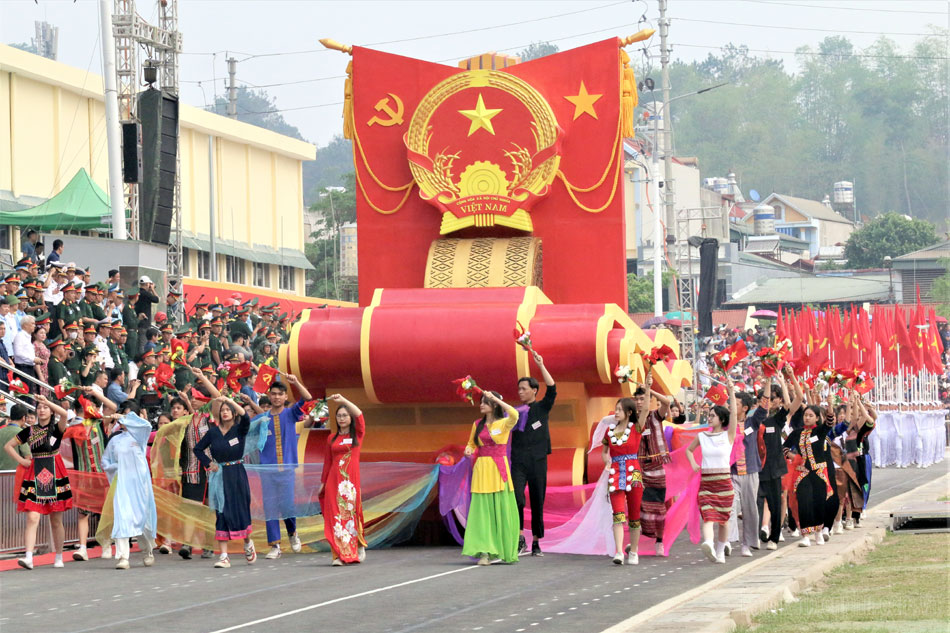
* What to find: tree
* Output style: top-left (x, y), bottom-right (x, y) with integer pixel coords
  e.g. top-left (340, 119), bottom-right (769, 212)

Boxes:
top-left (518, 41), bottom-right (559, 62)
top-left (843, 212), bottom-right (939, 269)
top-left (305, 172), bottom-right (356, 299)
top-left (9, 42), bottom-right (39, 55)
top-left (932, 259), bottom-right (950, 319)
top-left (627, 271), bottom-right (672, 313)
top-left (307, 135), bottom-right (355, 203)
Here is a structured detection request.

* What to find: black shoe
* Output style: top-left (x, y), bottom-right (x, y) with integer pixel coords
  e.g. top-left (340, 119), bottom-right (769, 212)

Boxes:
top-left (517, 535), bottom-right (528, 556)
top-left (759, 528), bottom-right (768, 543)
top-left (178, 545), bottom-right (192, 560)
top-left (200, 550), bottom-right (214, 559)
top-left (531, 541), bottom-right (543, 557)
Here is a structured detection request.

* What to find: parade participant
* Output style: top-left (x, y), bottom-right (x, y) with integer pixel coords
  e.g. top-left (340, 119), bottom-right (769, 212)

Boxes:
top-left (193, 395), bottom-right (256, 568)
top-left (603, 393), bottom-right (646, 565)
top-left (462, 389), bottom-right (522, 565)
top-left (4, 394), bottom-right (72, 569)
top-left (641, 383), bottom-right (672, 556)
top-left (511, 350), bottom-right (556, 556)
top-left (177, 366), bottom-right (218, 560)
top-left (100, 407), bottom-right (157, 569)
top-left (756, 371), bottom-right (799, 550)
top-left (728, 391), bottom-right (765, 557)
top-left (686, 374), bottom-right (738, 564)
top-left (261, 374), bottom-right (312, 559)
top-left (783, 403), bottom-right (837, 547)
top-left (318, 394), bottom-right (367, 565)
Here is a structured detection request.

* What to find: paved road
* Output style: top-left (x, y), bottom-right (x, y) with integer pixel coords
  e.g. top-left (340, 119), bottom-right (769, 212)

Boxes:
top-left (1, 462), bottom-right (945, 633)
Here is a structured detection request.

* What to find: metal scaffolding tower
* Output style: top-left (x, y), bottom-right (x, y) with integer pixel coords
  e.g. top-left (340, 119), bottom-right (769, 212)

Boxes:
top-left (111, 0), bottom-right (184, 312)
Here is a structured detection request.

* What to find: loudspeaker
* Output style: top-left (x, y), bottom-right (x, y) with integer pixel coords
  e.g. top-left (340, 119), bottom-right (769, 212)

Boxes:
top-left (121, 122), bottom-right (142, 183)
top-left (697, 238), bottom-right (719, 338)
top-left (137, 88), bottom-right (179, 245)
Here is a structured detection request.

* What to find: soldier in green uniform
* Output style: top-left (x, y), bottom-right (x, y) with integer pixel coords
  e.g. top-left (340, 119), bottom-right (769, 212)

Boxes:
top-left (80, 285), bottom-right (106, 326)
top-left (46, 336), bottom-right (75, 388)
top-left (123, 287), bottom-right (140, 357)
top-left (189, 301), bottom-right (209, 332)
top-left (108, 320), bottom-right (126, 375)
top-left (78, 345), bottom-right (101, 386)
top-left (193, 322), bottom-right (214, 368)
top-left (208, 317), bottom-right (225, 368)
top-left (64, 323), bottom-right (84, 376)
top-left (55, 281), bottom-right (83, 340)
top-left (227, 307), bottom-right (252, 342)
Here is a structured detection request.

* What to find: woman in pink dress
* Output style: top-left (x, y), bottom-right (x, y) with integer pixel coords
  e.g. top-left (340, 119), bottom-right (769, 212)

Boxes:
top-left (32, 324), bottom-right (50, 398)
top-left (318, 394), bottom-right (366, 566)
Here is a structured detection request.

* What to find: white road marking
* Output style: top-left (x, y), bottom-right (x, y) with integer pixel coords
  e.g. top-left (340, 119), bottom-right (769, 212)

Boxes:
top-left (207, 566), bottom-right (476, 633)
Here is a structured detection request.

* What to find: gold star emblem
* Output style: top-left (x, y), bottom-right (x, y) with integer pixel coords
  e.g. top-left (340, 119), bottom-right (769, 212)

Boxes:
top-left (458, 93), bottom-right (502, 136)
top-left (564, 81), bottom-right (603, 120)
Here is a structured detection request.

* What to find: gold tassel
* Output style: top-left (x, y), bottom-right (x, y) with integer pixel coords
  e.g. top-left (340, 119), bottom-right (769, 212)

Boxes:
top-left (343, 60), bottom-right (354, 140)
top-left (619, 49), bottom-right (637, 139)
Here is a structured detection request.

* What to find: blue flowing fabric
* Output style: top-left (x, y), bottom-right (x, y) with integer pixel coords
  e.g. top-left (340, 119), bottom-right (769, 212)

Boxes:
top-left (102, 413), bottom-right (158, 540)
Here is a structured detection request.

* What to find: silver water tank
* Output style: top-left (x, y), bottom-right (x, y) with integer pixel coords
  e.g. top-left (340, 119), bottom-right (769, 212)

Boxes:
top-left (833, 181), bottom-right (854, 204)
top-left (753, 203), bottom-right (775, 235)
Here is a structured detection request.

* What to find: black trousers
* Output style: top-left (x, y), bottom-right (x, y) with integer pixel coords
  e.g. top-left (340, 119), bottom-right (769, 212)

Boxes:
top-left (511, 455), bottom-right (547, 539)
top-left (756, 477), bottom-right (783, 543)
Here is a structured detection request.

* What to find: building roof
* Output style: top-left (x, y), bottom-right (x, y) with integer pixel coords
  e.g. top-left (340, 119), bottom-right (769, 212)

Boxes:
top-left (893, 240), bottom-right (950, 264)
top-left (728, 273), bottom-right (890, 305)
top-left (761, 193), bottom-right (854, 225)
top-left (629, 309), bottom-right (748, 331)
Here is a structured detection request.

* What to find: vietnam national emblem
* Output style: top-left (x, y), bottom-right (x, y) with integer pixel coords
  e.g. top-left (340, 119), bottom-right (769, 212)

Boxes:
top-left (404, 69), bottom-right (562, 234)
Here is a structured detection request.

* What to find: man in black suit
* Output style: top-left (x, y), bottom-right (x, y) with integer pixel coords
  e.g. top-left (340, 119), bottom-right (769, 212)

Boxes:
top-left (511, 350), bottom-right (556, 557)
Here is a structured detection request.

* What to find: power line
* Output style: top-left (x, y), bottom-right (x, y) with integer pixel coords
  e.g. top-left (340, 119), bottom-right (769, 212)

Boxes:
top-left (178, 1), bottom-right (627, 59)
top-left (738, 0), bottom-right (949, 15)
top-left (674, 42), bottom-right (949, 60)
top-left (676, 17), bottom-right (936, 37)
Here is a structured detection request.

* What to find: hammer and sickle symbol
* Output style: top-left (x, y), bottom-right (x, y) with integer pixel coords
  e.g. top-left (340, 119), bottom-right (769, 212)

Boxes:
top-left (367, 93), bottom-right (404, 127)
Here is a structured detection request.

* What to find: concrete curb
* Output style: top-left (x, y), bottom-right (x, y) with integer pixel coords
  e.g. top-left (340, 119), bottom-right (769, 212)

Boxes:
top-left (601, 470), bottom-right (949, 633)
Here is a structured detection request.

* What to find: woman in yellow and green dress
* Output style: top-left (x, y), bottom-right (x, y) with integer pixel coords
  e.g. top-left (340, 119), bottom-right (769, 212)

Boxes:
top-left (461, 389), bottom-right (521, 565)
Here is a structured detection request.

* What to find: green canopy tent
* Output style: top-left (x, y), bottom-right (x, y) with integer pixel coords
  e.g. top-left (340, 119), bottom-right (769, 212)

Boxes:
top-left (0, 168), bottom-right (126, 231)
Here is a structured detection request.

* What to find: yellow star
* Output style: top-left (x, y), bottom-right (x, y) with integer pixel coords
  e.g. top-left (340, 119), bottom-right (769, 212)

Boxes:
top-left (458, 93), bottom-right (502, 136)
top-left (564, 81), bottom-right (603, 120)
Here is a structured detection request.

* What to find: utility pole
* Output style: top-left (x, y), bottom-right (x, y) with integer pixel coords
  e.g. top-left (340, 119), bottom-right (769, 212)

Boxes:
top-left (659, 0), bottom-right (674, 247)
top-left (227, 56), bottom-right (238, 118)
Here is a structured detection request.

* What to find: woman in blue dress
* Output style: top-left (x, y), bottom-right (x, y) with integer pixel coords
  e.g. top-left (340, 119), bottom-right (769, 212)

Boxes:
top-left (194, 395), bottom-right (255, 568)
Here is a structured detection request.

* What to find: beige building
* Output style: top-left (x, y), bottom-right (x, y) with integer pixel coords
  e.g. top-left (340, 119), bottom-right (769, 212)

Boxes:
top-left (748, 193), bottom-right (854, 255)
top-left (0, 44), bottom-right (316, 295)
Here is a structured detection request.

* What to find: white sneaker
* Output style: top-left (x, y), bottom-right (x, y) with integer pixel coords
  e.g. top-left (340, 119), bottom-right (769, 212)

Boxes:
top-left (115, 557), bottom-right (130, 570)
top-left (624, 545), bottom-right (638, 565)
top-left (779, 532), bottom-right (786, 542)
top-left (821, 527), bottom-right (831, 540)
top-left (723, 542), bottom-right (732, 557)
top-left (143, 551), bottom-right (155, 567)
top-left (798, 537), bottom-right (812, 548)
top-left (73, 549), bottom-right (89, 562)
top-left (715, 553), bottom-right (726, 564)
top-left (53, 558), bottom-right (64, 568)
top-left (844, 518), bottom-right (855, 530)
top-left (612, 552), bottom-right (624, 565)
top-left (816, 532), bottom-right (825, 546)
top-left (244, 541), bottom-right (257, 564)
top-left (701, 540), bottom-right (717, 562)
top-left (357, 546), bottom-right (366, 563)
top-left (655, 542), bottom-right (665, 556)
top-left (766, 542), bottom-right (778, 551)
top-left (100, 544), bottom-right (113, 559)
top-left (741, 546), bottom-right (753, 557)
top-left (833, 521), bottom-right (844, 535)
top-left (290, 533), bottom-right (302, 553)
top-left (332, 558), bottom-right (344, 566)
top-left (265, 545), bottom-right (281, 560)
top-left (477, 554), bottom-right (491, 566)
top-left (17, 557), bottom-right (34, 570)
top-left (789, 528), bottom-right (800, 537)
top-left (214, 556), bottom-right (231, 569)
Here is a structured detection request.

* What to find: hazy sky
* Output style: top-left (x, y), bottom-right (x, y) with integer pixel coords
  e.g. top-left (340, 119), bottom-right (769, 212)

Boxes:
top-left (3, 0), bottom-right (947, 146)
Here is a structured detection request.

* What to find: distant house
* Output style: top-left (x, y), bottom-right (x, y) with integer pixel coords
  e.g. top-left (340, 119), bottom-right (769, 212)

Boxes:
top-left (892, 240), bottom-right (950, 303)
top-left (743, 193), bottom-right (854, 255)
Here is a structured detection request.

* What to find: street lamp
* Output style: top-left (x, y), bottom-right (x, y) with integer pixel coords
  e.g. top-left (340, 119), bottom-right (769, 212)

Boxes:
top-left (643, 81), bottom-right (729, 316)
top-left (884, 255), bottom-right (894, 302)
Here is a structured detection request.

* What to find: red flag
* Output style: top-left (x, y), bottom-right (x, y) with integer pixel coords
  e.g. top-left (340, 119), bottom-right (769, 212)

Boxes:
top-left (190, 387), bottom-right (210, 403)
top-left (713, 339), bottom-right (748, 372)
top-left (227, 361), bottom-right (252, 391)
top-left (79, 395), bottom-right (101, 419)
top-left (7, 371), bottom-right (28, 395)
top-left (894, 307), bottom-right (920, 371)
top-left (704, 384), bottom-right (728, 407)
top-left (169, 338), bottom-right (189, 366)
top-left (254, 364), bottom-right (280, 393)
top-left (881, 308), bottom-right (899, 373)
top-left (924, 308), bottom-right (944, 373)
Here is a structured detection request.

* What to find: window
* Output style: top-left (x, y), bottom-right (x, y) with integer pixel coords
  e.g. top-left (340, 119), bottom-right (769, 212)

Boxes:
top-left (253, 262), bottom-right (270, 287)
top-left (196, 250), bottom-right (212, 280)
top-left (225, 256), bottom-right (246, 284)
top-left (181, 248), bottom-right (191, 277)
top-left (278, 265), bottom-right (295, 291)
top-left (0, 226), bottom-right (10, 251)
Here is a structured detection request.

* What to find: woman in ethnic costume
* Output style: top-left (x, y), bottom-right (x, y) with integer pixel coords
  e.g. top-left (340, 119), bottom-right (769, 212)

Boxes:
top-left (686, 374), bottom-right (738, 564)
top-left (461, 389), bottom-right (521, 565)
top-left (783, 404), bottom-right (838, 547)
top-left (4, 394), bottom-right (72, 570)
top-left (178, 366), bottom-right (220, 559)
top-left (603, 393), bottom-right (646, 565)
top-left (193, 395), bottom-right (256, 569)
top-left (318, 394), bottom-right (367, 566)
top-left (641, 389), bottom-right (673, 556)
